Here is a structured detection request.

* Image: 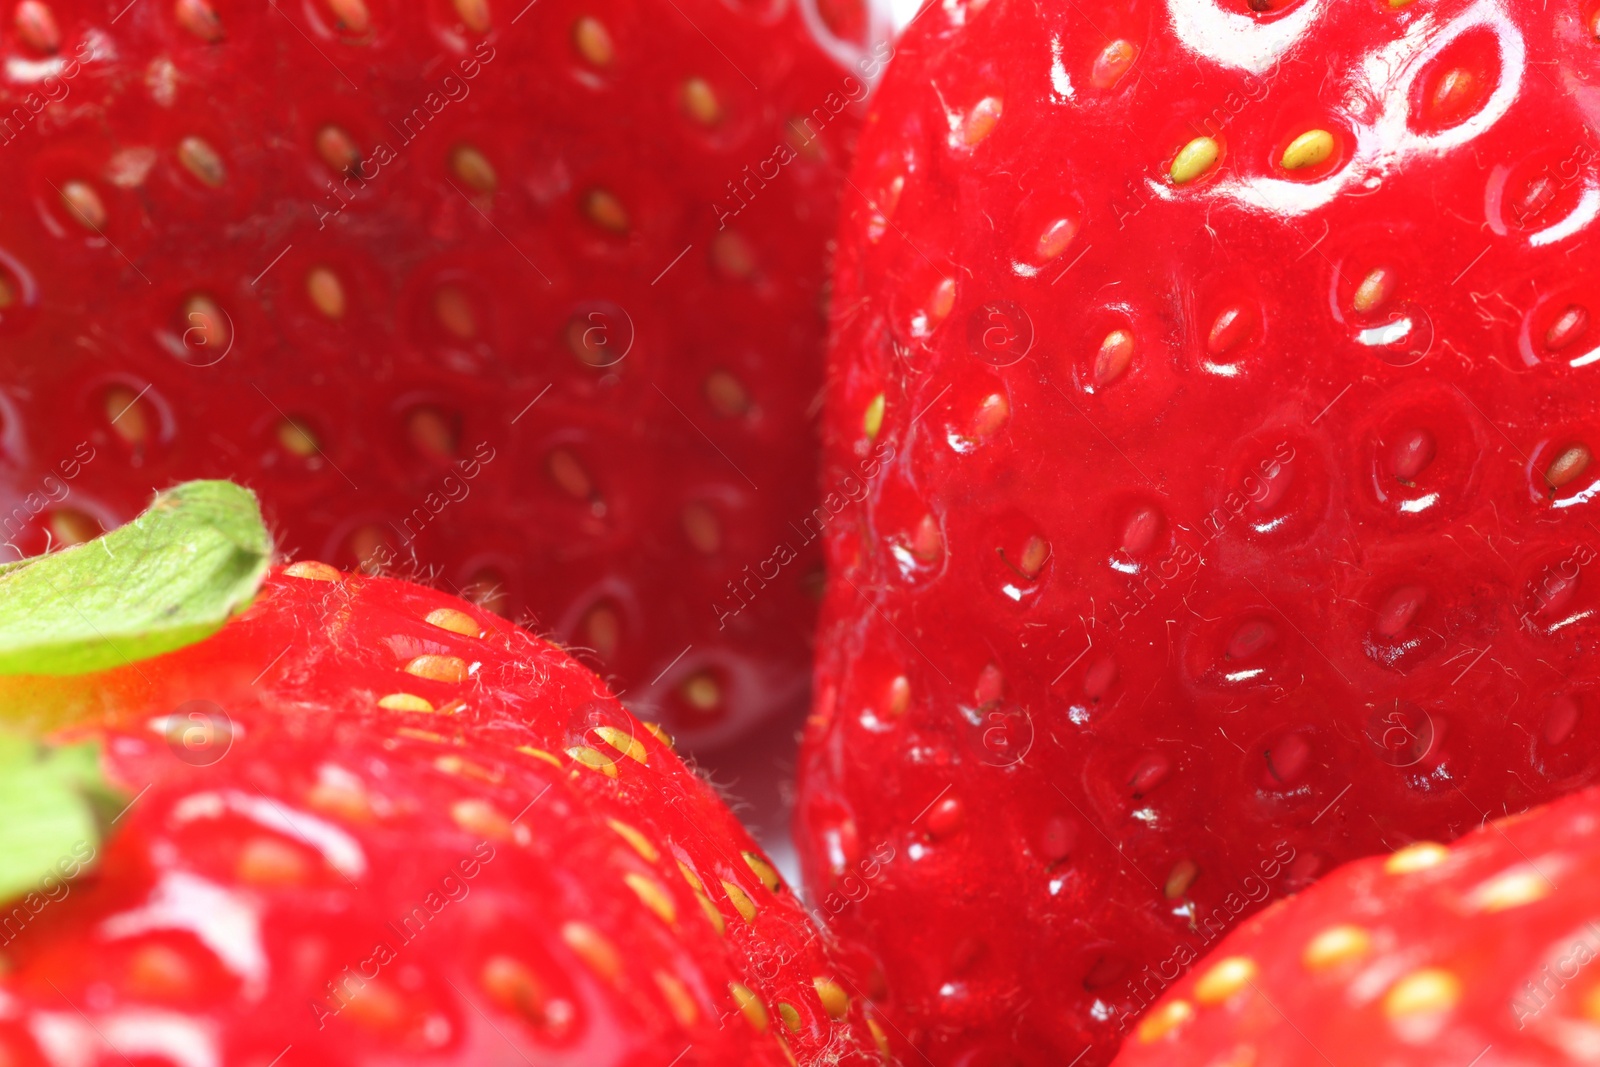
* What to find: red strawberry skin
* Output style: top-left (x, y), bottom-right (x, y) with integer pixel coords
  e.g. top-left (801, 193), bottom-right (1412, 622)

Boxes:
top-left (1116, 785), bottom-right (1600, 1067)
top-left (0, 0), bottom-right (889, 748)
top-left (799, 0), bottom-right (1600, 1061)
top-left (0, 562), bottom-right (891, 1065)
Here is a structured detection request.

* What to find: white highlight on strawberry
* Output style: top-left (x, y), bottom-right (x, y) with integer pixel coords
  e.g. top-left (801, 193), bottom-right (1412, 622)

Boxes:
top-left (170, 789), bottom-right (368, 880)
top-left (100, 871), bottom-right (267, 999)
top-left (1167, 0), bottom-right (1326, 75)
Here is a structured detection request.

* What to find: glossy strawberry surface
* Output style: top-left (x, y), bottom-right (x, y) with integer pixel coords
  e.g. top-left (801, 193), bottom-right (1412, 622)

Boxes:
top-left (0, 0), bottom-right (889, 748)
top-left (0, 562), bottom-right (890, 1065)
top-left (1115, 785), bottom-right (1600, 1067)
top-left (799, 0), bottom-right (1600, 1061)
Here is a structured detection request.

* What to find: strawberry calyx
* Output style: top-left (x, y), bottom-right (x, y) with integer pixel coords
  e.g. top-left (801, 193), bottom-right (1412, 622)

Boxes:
top-left (0, 481), bottom-right (271, 676)
top-left (0, 734), bottom-right (121, 908)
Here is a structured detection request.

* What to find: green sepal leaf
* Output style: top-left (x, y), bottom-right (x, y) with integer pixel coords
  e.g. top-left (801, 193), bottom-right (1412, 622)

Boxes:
top-left (0, 735), bottom-right (122, 905)
top-left (0, 481), bottom-right (272, 676)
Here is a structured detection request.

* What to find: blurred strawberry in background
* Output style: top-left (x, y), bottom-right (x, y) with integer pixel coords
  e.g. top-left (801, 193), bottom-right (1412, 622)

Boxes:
top-left (0, 0), bottom-right (891, 768)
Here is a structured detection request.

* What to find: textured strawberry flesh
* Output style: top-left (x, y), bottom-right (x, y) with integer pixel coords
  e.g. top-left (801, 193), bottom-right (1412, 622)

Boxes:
top-left (0, 0), bottom-right (882, 748)
top-left (1115, 784), bottom-right (1600, 1066)
top-left (801, 0), bottom-right (1600, 1062)
top-left (0, 566), bottom-right (888, 1065)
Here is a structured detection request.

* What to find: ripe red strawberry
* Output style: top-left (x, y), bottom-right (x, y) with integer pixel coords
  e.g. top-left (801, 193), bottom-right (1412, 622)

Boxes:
top-left (0, 482), bottom-right (891, 1064)
top-left (799, 0), bottom-right (1600, 1060)
top-left (1114, 784), bottom-right (1600, 1067)
top-left (0, 0), bottom-right (892, 749)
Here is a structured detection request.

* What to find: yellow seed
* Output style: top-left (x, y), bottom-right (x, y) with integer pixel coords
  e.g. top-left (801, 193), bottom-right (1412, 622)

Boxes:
top-left (681, 77), bottom-right (721, 125)
top-left (48, 509), bottom-right (98, 547)
top-left (641, 720), bottom-right (675, 748)
top-left (584, 188), bottom-right (629, 234)
top-left (60, 180), bottom-right (106, 230)
top-left (1303, 924), bottom-right (1371, 970)
top-left (814, 977), bottom-right (849, 1019)
top-left (960, 96), bottom-right (1003, 147)
top-left (573, 15), bottom-right (614, 67)
top-left (1546, 446), bottom-right (1592, 490)
top-left (656, 970), bottom-right (699, 1027)
top-left (1137, 999), bottom-right (1194, 1042)
top-left (402, 406), bottom-right (454, 462)
top-left (104, 385), bottom-right (151, 446)
top-left (1165, 858), bottom-right (1199, 899)
top-left (1469, 868), bottom-right (1550, 912)
top-left (681, 672), bottom-right (720, 712)
top-left (306, 267), bottom-right (346, 319)
top-left (594, 725), bottom-right (648, 764)
top-left (743, 851), bottom-right (782, 892)
top-left (435, 755), bottom-right (498, 781)
top-left (606, 818), bottom-right (660, 863)
top-left (887, 675), bottom-right (912, 716)
top-left (235, 836), bottom-right (310, 886)
top-left (1170, 137), bottom-right (1220, 185)
top-left (547, 447), bottom-right (593, 500)
top-left (325, 0), bottom-right (371, 35)
top-left (1195, 956), bottom-right (1257, 1004)
top-left (453, 0), bottom-right (490, 33)
top-left (730, 982), bottom-right (768, 1031)
top-left (693, 887), bottom-right (725, 933)
top-left (1094, 328), bottom-right (1135, 386)
top-left (1384, 968), bottom-right (1461, 1019)
top-left (435, 285), bottom-right (477, 339)
top-left (181, 293), bottom-right (231, 352)
top-left (405, 654), bottom-right (469, 683)
top-left (722, 880), bottom-right (757, 923)
top-left (1281, 129), bottom-right (1335, 171)
top-left (868, 1016), bottom-right (890, 1054)
top-left (516, 745), bottom-right (565, 770)
top-left (1015, 535), bottom-right (1051, 580)
top-left (1353, 267), bottom-right (1397, 314)
top-left (1037, 217), bottom-right (1077, 262)
top-left (863, 393), bottom-right (886, 439)
top-left (567, 746), bottom-right (618, 778)
top-left (315, 125), bottom-right (360, 173)
top-left (451, 798), bottom-right (513, 841)
top-left (677, 860), bottom-right (707, 894)
top-left (777, 1002), bottom-right (802, 1032)
top-left (704, 369), bottom-right (751, 417)
top-left (450, 144), bottom-right (497, 194)
top-left (971, 392), bottom-right (1009, 436)
top-left (929, 277), bottom-right (957, 324)
top-left (1388, 0), bottom-right (1416, 6)
top-left (425, 607), bottom-right (480, 637)
top-left (283, 560), bottom-right (342, 582)
top-left (15, 1), bottom-right (61, 53)
top-left (177, 136), bottom-right (226, 187)
top-left (1385, 842), bottom-right (1449, 874)
top-left (561, 922), bottom-right (620, 980)
top-left (1091, 38), bottom-right (1137, 89)
top-left (682, 501), bottom-right (721, 555)
top-left (570, 607), bottom-right (614, 664)
top-left (1583, 984), bottom-right (1600, 1021)
top-left (377, 693), bottom-right (434, 713)
top-left (393, 727), bottom-right (447, 744)
top-left (175, 0), bottom-right (224, 42)
top-left (624, 872), bottom-right (677, 924)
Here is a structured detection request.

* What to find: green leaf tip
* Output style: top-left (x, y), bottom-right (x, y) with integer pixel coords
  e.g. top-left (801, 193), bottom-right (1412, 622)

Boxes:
top-left (0, 480), bottom-right (273, 676)
top-left (0, 735), bottom-right (123, 906)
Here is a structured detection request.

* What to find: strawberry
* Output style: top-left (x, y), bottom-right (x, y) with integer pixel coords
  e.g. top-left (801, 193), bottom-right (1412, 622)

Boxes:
top-left (798, 0), bottom-right (1600, 1060)
top-left (0, 0), bottom-right (892, 749)
top-left (0, 481), bottom-right (892, 1064)
top-left (1114, 785), bottom-right (1600, 1067)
